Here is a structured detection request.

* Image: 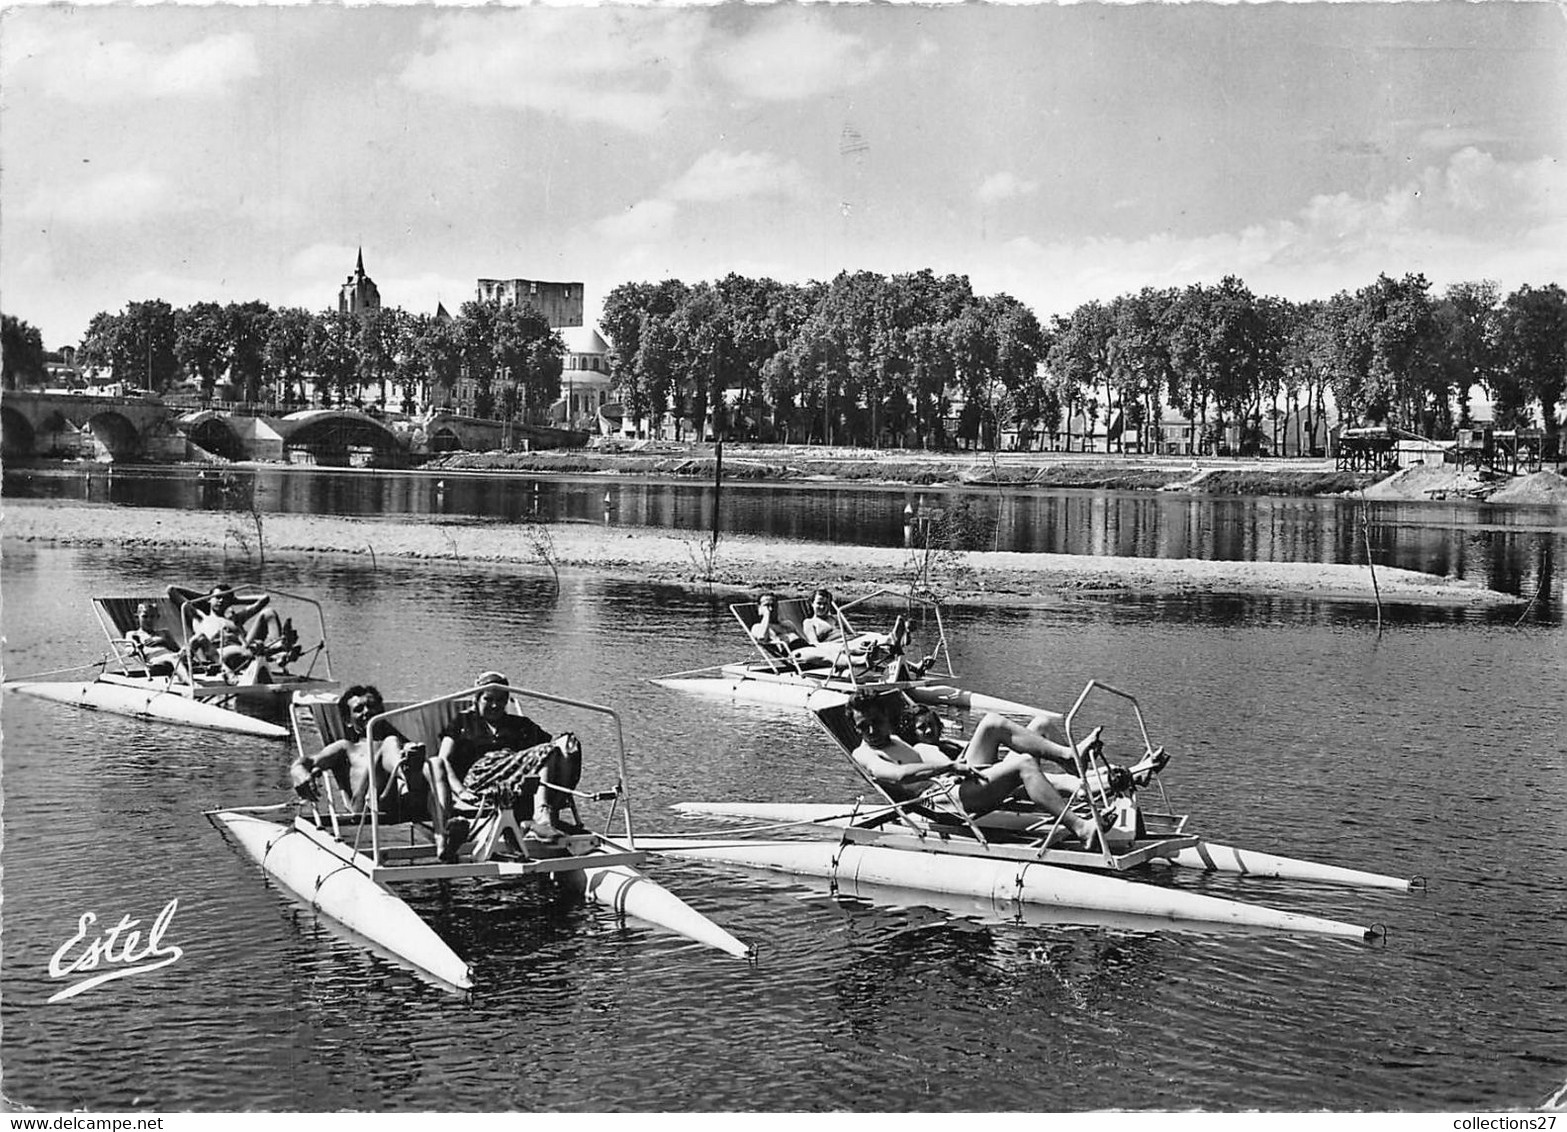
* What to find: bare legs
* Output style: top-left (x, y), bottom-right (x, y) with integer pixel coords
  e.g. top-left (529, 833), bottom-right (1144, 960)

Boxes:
top-left (957, 713), bottom-right (1107, 844)
top-left (962, 713), bottom-right (1083, 772)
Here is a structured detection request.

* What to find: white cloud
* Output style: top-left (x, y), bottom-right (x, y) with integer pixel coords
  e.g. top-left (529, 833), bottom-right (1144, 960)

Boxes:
top-left (18, 170), bottom-right (182, 226)
top-left (290, 244), bottom-right (364, 281)
top-left (400, 11), bottom-right (707, 132)
top-left (586, 151), bottom-right (807, 250)
top-left (981, 147), bottom-right (1567, 318)
top-left (713, 9), bottom-right (887, 102)
top-left (976, 172), bottom-right (1039, 207)
top-left (377, 272), bottom-right (482, 318)
top-left (120, 268), bottom-right (229, 310)
top-left (4, 29), bottom-right (259, 103)
top-left (592, 199), bottom-right (678, 243)
top-left (666, 150), bottom-right (809, 204)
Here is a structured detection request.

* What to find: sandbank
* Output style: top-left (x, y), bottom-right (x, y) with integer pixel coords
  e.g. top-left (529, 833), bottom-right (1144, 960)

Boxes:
top-left (0, 498), bottom-right (1521, 609)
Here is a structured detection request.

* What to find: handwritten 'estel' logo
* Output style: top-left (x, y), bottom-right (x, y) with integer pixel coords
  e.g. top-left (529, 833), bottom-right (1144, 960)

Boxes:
top-left (48, 898), bottom-right (184, 1003)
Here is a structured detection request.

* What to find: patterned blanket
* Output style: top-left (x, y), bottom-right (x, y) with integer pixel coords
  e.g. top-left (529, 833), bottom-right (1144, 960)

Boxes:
top-left (460, 733), bottom-right (577, 806)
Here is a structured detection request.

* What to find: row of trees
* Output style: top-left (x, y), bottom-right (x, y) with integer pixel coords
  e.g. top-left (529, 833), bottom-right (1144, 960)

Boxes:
top-left (602, 270), bottom-right (1044, 447)
top-left (7, 270), bottom-right (1564, 451)
top-left (1047, 275), bottom-right (1567, 454)
top-left (13, 300), bottom-right (565, 421)
top-left (601, 271), bottom-right (1565, 450)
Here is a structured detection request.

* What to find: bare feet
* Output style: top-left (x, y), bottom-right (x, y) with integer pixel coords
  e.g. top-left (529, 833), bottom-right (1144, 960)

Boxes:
top-left (1074, 809), bottom-right (1117, 851)
top-left (1131, 745), bottom-right (1170, 785)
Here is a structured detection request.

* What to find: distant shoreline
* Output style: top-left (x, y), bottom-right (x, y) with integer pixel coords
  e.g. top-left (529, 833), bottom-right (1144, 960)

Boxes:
top-left (14, 444), bottom-right (1567, 503)
top-left (1, 497), bottom-right (1525, 609)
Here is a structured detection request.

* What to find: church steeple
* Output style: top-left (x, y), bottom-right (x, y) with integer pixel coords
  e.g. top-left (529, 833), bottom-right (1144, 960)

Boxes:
top-left (339, 248), bottom-right (381, 317)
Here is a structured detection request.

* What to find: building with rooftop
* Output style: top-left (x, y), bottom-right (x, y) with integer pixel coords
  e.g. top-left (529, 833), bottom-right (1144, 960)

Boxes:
top-left (339, 249), bottom-right (381, 316)
top-left (553, 325), bottom-right (612, 430)
top-left (475, 278), bottom-right (584, 328)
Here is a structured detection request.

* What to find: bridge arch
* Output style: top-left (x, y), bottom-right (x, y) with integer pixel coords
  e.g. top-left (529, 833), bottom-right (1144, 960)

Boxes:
top-left (280, 409), bottom-right (402, 467)
top-left (80, 410), bottom-right (143, 461)
top-left (2, 405), bottom-right (36, 458)
top-left (184, 413), bottom-right (248, 461)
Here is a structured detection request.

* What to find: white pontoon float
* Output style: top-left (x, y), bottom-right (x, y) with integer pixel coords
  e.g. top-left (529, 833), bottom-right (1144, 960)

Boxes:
top-left (651, 588), bottom-right (955, 709)
top-left (208, 683), bottom-right (751, 991)
top-left (4, 588), bottom-right (337, 739)
top-left (639, 680), bottom-right (1416, 940)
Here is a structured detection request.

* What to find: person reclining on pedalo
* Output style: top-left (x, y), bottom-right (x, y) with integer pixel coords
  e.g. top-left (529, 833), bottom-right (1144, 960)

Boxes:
top-left (848, 692), bottom-right (1113, 848)
top-left (749, 593), bottom-right (810, 657)
top-left (425, 671), bottom-right (583, 862)
top-left (903, 703), bottom-right (1169, 800)
top-left (290, 684), bottom-right (420, 818)
top-left (123, 601), bottom-right (190, 681)
top-left (169, 583), bottom-right (284, 674)
top-left (799, 587), bottom-right (912, 671)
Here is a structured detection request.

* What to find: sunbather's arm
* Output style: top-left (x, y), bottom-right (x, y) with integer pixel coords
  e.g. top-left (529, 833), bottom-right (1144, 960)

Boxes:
top-left (291, 738), bottom-right (349, 798)
top-left (853, 745), bottom-right (963, 786)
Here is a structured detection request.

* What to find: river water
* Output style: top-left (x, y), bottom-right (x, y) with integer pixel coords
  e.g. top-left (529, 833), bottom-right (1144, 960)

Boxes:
top-left (1, 519), bottom-right (1564, 1112)
top-left (6, 463), bottom-right (1566, 623)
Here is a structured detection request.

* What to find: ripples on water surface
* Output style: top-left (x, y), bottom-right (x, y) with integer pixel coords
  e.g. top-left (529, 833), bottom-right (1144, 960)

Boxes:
top-left (1, 542), bottom-right (1564, 1112)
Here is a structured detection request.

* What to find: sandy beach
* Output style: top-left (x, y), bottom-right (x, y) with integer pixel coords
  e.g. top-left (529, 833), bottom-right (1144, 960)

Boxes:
top-left (0, 496), bottom-right (1523, 609)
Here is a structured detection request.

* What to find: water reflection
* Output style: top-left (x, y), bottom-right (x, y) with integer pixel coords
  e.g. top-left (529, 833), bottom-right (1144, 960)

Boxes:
top-left (7, 464), bottom-right (1565, 616)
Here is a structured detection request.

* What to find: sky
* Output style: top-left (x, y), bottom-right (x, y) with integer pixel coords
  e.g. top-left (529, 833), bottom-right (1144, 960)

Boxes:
top-left (1, 1), bottom-right (1564, 352)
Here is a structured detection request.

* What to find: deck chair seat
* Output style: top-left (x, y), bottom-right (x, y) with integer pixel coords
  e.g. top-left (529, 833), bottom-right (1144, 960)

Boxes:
top-left (96, 596), bottom-right (196, 677)
top-left (291, 693), bottom-right (446, 827)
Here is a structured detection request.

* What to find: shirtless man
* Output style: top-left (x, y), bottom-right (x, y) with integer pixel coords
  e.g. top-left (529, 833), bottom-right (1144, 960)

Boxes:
top-left (800, 588), bottom-right (912, 673)
top-left (848, 693), bottom-right (1112, 848)
top-left (167, 584), bottom-right (274, 673)
top-left (750, 593), bottom-right (808, 657)
top-left (290, 685), bottom-right (421, 817)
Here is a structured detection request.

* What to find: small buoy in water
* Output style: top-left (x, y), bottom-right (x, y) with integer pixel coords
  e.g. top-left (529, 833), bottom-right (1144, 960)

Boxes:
top-left (436, 479), bottom-right (445, 491)
top-left (603, 491), bottom-right (612, 508)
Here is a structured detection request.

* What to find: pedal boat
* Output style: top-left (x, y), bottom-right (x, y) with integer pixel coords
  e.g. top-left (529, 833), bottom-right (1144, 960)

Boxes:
top-left (208, 683), bottom-right (751, 991)
top-left (640, 680), bottom-right (1418, 940)
top-left (4, 588), bottom-right (337, 739)
top-left (651, 588), bottom-right (956, 709)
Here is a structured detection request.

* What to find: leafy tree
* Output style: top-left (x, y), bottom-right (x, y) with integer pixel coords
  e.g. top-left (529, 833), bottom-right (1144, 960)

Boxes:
top-left (176, 301), bottom-right (230, 401)
top-left (78, 300), bottom-right (179, 391)
top-left (601, 279), bottom-right (690, 435)
top-left (1432, 281), bottom-right (1501, 431)
top-left (492, 300), bottom-right (562, 422)
top-left (1359, 274), bottom-right (1440, 432)
top-left (1, 314), bottom-right (47, 389)
top-left (411, 311), bottom-right (462, 410)
top-left (225, 300), bottom-right (275, 404)
top-left (263, 307), bottom-right (316, 409)
top-left (1046, 301), bottom-right (1111, 450)
top-left (306, 310), bottom-right (359, 406)
top-left (355, 307), bottom-right (403, 409)
top-left (1495, 283), bottom-right (1567, 438)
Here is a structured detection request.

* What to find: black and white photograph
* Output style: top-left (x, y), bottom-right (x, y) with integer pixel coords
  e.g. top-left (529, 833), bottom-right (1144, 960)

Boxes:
top-left (2, 0), bottom-right (1564, 1117)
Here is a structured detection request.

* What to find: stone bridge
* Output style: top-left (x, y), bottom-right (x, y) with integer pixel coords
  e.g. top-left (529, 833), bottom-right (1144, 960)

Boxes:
top-left (1, 389), bottom-right (187, 461)
top-left (2, 390), bottom-right (584, 463)
top-left (186, 407), bottom-right (405, 466)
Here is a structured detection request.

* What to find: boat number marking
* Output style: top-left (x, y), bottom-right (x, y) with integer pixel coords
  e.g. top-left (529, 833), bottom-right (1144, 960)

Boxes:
top-left (47, 897), bottom-right (184, 1003)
